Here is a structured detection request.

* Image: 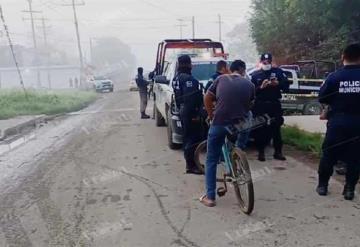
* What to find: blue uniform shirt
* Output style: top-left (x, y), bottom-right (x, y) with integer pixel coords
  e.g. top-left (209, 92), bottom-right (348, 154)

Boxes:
top-left (172, 73), bottom-right (203, 115)
top-left (204, 72), bottom-right (222, 92)
top-left (251, 67), bottom-right (290, 101)
top-left (319, 65), bottom-right (360, 116)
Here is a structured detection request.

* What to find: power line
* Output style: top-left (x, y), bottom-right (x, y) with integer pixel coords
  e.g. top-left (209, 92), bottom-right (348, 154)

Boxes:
top-left (0, 5), bottom-right (27, 93)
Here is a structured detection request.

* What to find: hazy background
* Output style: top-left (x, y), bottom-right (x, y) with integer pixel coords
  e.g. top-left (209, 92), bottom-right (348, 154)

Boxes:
top-left (1, 0), bottom-right (254, 71)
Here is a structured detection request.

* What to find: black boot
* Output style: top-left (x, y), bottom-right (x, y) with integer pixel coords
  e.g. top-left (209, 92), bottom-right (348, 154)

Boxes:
top-left (274, 152), bottom-right (286, 161)
top-left (316, 176), bottom-right (329, 196)
top-left (343, 184), bottom-right (355, 200)
top-left (141, 112), bottom-right (150, 119)
top-left (316, 185), bottom-right (328, 196)
top-left (258, 150), bottom-right (266, 162)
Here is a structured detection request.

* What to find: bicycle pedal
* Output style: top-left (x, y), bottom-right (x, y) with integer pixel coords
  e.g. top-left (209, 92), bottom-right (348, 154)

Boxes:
top-left (217, 187), bottom-right (227, 197)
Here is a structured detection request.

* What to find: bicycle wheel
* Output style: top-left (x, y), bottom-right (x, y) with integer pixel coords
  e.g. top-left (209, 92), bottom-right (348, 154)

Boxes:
top-left (231, 148), bottom-right (254, 215)
top-left (194, 140), bottom-right (207, 174)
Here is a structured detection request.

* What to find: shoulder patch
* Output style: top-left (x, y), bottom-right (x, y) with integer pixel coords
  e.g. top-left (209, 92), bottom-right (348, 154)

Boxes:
top-left (186, 81), bottom-right (193, 87)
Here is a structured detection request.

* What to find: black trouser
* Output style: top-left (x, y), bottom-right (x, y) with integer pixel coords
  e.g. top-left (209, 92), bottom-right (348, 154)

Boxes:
top-left (318, 115), bottom-right (360, 188)
top-left (253, 100), bottom-right (284, 154)
top-left (180, 109), bottom-right (203, 171)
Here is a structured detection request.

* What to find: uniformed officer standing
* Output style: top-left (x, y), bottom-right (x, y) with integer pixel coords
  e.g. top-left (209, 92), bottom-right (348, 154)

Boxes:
top-left (316, 43), bottom-right (360, 200)
top-left (135, 67), bottom-right (150, 119)
top-left (251, 53), bottom-right (290, 161)
top-left (172, 55), bottom-right (204, 175)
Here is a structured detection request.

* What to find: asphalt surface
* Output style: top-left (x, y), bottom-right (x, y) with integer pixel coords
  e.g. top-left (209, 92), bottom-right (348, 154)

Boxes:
top-left (0, 89), bottom-right (359, 247)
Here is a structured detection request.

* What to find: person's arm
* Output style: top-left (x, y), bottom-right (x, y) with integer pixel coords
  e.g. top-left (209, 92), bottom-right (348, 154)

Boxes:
top-left (319, 75), bottom-right (336, 104)
top-left (276, 69), bottom-right (290, 92)
top-left (204, 79), bottom-right (218, 120)
top-left (251, 73), bottom-right (269, 92)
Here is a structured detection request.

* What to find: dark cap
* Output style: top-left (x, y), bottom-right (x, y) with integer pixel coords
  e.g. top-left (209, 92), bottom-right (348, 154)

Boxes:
top-left (260, 53), bottom-right (273, 62)
top-left (178, 55), bottom-right (192, 65)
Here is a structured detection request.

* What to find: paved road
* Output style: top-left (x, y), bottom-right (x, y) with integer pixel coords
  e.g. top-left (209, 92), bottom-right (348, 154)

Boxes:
top-left (0, 90), bottom-right (359, 247)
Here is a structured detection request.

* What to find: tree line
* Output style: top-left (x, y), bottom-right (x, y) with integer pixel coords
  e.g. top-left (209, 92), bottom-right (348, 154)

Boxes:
top-left (249, 0), bottom-right (360, 64)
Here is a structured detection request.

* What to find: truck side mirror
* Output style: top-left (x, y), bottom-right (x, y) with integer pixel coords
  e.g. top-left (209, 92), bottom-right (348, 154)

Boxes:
top-left (154, 75), bottom-right (169, 85)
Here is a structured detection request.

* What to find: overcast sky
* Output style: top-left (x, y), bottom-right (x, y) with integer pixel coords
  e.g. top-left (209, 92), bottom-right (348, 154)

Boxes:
top-left (1, 0), bottom-right (251, 69)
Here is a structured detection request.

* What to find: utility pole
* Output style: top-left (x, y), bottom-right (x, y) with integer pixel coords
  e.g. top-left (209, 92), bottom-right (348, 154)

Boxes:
top-left (22, 0), bottom-right (42, 87)
top-left (217, 14), bottom-right (223, 42)
top-left (176, 19), bottom-right (187, 39)
top-left (89, 37), bottom-right (93, 65)
top-left (192, 16), bottom-right (195, 39)
top-left (39, 17), bottom-right (52, 89)
top-left (62, 0), bottom-right (85, 86)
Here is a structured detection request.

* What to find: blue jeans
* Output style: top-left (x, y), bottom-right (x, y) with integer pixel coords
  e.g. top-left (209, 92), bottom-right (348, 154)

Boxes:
top-left (205, 124), bottom-right (249, 200)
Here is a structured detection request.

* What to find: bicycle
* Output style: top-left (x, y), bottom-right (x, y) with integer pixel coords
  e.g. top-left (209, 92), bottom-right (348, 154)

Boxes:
top-left (194, 115), bottom-right (272, 215)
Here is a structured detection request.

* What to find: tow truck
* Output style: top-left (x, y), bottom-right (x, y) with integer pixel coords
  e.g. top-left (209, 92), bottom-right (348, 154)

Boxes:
top-left (152, 39), bottom-right (226, 149)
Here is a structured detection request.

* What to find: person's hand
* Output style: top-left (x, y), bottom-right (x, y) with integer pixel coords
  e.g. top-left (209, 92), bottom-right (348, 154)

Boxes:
top-left (260, 79), bottom-right (270, 89)
top-left (270, 78), bottom-right (279, 86)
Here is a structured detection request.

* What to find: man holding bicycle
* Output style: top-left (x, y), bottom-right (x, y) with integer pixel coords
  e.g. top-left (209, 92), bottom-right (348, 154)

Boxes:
top-left (200, 60), bottom-right (255, 207)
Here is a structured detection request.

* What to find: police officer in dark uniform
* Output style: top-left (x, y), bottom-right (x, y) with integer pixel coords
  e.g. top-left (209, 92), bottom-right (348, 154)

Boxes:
top-left (316, 43), bottom-right (360, 200)
top-left (204, 60), bottom-right (229, 92)
top-left (172, 55), bottom-right (204, 175)
top-left (251, 53), bottom-right (290, 161)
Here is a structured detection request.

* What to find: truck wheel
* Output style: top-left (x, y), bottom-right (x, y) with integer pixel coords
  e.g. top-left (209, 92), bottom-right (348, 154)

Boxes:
top-left (154, 101), bottom-right (165, 127)
top-left (303, 102), bottom-right (322, 115)
top-left (167, 111), bottom-right (182, 150)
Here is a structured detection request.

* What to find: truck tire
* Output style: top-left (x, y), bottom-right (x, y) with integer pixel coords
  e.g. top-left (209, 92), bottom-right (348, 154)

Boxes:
top-left (167, 111), bottom-right (182, 150)
top-left (154, 101), bottom-right (165, 127)
top-left (303, 102), bottom-right (322, 115)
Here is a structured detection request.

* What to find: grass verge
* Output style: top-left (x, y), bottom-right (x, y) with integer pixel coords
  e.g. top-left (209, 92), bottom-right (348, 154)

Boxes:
top-left (282, 125), bottom-right (324, 157)
top-left (0, 90), bottom-right (97, 120)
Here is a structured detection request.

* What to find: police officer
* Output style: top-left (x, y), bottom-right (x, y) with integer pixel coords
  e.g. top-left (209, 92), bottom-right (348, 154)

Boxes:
top-left (316, 43), bottom-right (360, 200)
top-left (135, 67), bottom-right (150, 119)
top-left (251, 53), bottom-right (290, 161)
top-left (204, 60), bottom-right (229, 92)
top-left (172, 55), bottom-right (204, 175)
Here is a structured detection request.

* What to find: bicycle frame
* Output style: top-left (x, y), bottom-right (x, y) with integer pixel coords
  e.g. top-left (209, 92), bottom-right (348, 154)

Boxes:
top-left (221, 137), bottom-right (235, 177)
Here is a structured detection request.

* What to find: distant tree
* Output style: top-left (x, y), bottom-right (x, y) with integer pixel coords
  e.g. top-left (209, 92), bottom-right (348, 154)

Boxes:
top-left (227, 22), bottom-right (258, 64)
top-left (92, 37), bottom-right (136, 70)
top-left (249, 0), bottom-right (360, 63)
top-left (91, 37), bottom-right (136, 82)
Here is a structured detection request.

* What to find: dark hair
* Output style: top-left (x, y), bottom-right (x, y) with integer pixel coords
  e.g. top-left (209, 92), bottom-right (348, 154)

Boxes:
top-left (177, 55), bottom-right (192, 74)
top-left (343, 43), bottom-right (360, 63)
top-left (230, 60), bottom-right (246, 73)
top-left (137, 67), bottom-right (143, 74)
top-left (216, 60), bottom-right (227, 72)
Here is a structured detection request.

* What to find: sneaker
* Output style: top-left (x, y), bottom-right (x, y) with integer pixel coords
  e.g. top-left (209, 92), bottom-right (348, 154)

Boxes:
top-left (141, 114), bottom-right (150, 119)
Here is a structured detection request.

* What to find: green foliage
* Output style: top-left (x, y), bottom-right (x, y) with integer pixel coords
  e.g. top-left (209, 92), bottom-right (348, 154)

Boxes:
top-left (0, 90), bottom-right (97, 120)
top-left (282, 126), bottom-right (323, 156)
top-left (249, 0), bottom-right (360, 63)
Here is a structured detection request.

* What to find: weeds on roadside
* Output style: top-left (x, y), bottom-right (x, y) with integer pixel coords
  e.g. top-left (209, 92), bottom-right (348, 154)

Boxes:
top-left (0, 89), bottom-right (97, 119)
top-left (282, 126), bottom-right (323, 157)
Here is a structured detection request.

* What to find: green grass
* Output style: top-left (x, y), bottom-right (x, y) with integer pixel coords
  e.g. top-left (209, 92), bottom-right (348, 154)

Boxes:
top-left (282, 125), bottom-right (324, 157)
top-left (0, 90), bottom-right (97, 120)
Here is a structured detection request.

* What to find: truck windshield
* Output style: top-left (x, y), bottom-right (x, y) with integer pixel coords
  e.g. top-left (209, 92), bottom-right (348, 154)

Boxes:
top-left (192, 63), bottom-right (217, 81)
